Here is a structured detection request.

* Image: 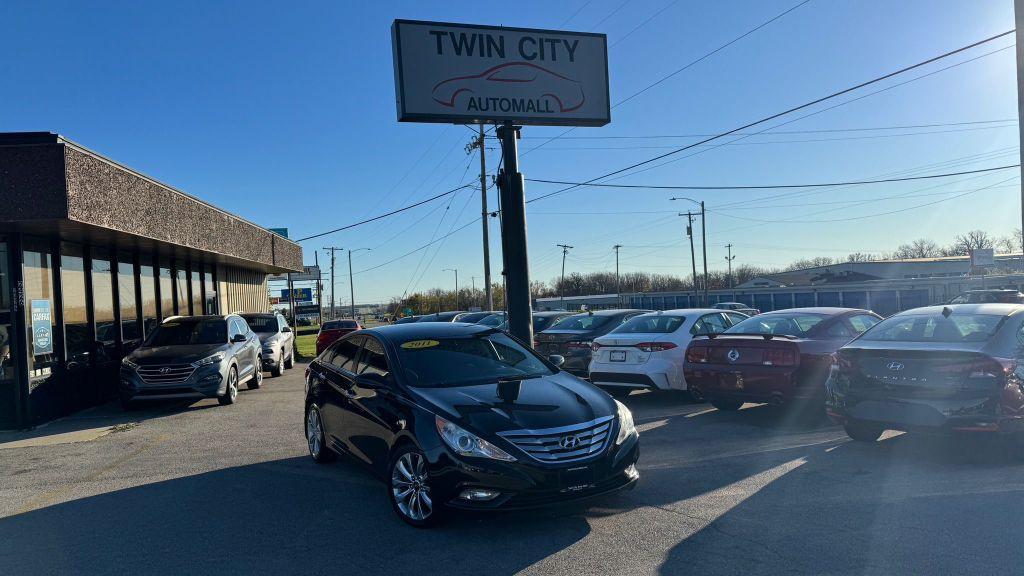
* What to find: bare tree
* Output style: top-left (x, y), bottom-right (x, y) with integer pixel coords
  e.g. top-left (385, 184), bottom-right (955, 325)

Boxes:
top-left (892, 238), bottom-right (940, 259)
top-left (846, 252), bottom-right (876, 262)
top-left (996, 228), bottom-right (1022, 253)
top-left (944, 230), bottom-right (994, 256)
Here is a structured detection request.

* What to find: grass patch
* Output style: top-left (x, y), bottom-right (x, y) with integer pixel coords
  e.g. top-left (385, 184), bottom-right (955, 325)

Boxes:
top-left (294, 324), bottom-right (319, 360)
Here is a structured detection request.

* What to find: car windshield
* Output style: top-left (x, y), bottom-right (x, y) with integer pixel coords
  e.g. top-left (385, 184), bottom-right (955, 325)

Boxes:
top-left (726, 313), bottom-right (827, 337)
top-left (396, 331), bottom-right (553, 387)
top-left (952, 292), bottom-right (1023, 304)
top-left (145, 319), bottom-right (226, 346)
top-left (323, 320), bottom-right (358, 330)
top-left (549, 314), bottom-right (612, 331)
top-left (533, 315), bottom-right (564, 332)
top-left (612, 315), bottom-right (684, 334)
top-left (478, 313), bottom-right (507, 327)
top-left (242, 316), bottom-right (277, 332)
top-left (859, 313), bottom-right (1005, 343)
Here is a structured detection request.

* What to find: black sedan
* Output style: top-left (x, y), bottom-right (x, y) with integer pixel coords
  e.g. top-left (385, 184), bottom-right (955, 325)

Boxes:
top-left (534, 309), bottom-right (649, 377)
top-left (826, 304), bottom-right (1024, 445)
top-left (303, 322), bottom-right (640, 527)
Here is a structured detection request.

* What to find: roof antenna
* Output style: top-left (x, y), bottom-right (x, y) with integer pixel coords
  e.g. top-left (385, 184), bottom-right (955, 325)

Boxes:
top-left (942, 306), bottom-right (953, 318)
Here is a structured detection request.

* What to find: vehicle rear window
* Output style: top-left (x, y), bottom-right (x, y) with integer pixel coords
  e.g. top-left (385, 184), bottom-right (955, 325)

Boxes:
top-left (323, 320), bottom-right (357, 330)
top-left (478, 314), bottom-right (507, 327)
top-left (146, 319), bottom-right (226, 346)
top-left (612, 315), bottom-right (684, 334)
top-left (549, 315), bottom-right (611, 331)
top-left (533, 315), bottom-right (565, 332)
top-left (396, 332), bottom-right (552, 387)
top-left (726, 313), bottom-right (827, 337)
top-left (242, 316), bottom-right (277, 332)
top-left (859, 313), bottom-right (1005, 343)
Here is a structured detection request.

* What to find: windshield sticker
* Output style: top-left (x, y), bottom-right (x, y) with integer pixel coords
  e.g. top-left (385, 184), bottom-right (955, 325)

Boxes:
top-left (401, 339), bottom-right (439, 350)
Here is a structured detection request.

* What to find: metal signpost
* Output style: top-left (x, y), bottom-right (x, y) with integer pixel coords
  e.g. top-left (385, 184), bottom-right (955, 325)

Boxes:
top-left (392, 20), bottom-right (610, 345)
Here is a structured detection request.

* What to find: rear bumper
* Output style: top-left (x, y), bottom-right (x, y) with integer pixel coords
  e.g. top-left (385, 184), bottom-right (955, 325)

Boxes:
top-left (590, 359), bottom-right (684, 391)
top-left (827, 394), bottom-right (1024, 435)
top-left (684, 366), bottom-right (818, 403)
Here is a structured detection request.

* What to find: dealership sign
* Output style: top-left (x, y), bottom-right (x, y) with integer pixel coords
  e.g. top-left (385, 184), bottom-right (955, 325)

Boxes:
top-left (392, 20), bottom-right (610, 126)
top-left (280, 288), bottom-right (313, 302)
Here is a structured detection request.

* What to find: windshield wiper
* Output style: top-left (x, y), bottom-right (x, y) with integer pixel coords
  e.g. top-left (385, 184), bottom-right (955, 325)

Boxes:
top-left (496, 374), bottom-right (544, 383)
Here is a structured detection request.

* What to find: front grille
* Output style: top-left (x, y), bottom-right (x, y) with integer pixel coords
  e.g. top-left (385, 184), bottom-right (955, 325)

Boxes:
top-left (137, 364), bottom-right (196, 384)
top-left (498, 416), bottom-right (615, 463)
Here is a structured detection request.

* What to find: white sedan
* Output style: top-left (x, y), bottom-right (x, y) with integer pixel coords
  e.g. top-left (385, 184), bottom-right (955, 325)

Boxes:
top-left (588, 309), bottom-right (748, 399)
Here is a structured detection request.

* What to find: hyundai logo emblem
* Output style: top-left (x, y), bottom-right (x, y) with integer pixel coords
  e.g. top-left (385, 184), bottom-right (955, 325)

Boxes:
top-left (887, 361), bottom-right (904, 371)
top-left (559, 435), bottom-right (581, 449)
top-left (159, 367), bottom-right (171, 374)
top-left (727, 349), bottom-right (740, 363)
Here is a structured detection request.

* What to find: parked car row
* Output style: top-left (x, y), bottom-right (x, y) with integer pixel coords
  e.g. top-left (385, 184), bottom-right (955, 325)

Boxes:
top-left (118, 312), bottom-right (296, 409)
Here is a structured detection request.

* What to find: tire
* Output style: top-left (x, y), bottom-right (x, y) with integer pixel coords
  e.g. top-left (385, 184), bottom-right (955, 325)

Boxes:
top-left (844, 421), bottom-right (885, 442)
top-left (388, 445), bottom-right (444, 528)
top-left (681, 387), bottom-right (705, 403)
top-left (709, 397), bottom-right (744, 411)
top-left (218, 366), bottom-right (239, 405)
top-left (305, 403), bottom-right (336, 463)
top-left (247, 362), bottom-right (263, 390)
top-left (284, 348), bottom-right (294, 370)
top-left (271, 358), bottom-right (283, 378)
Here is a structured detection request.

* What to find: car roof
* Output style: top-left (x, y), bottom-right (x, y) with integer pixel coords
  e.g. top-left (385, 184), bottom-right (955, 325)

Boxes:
top-left (568, 308), bottom-right (646, 317)
top-left (895, 303), bottom-right (1024, 316)
top-left (534, 311), bottom-right (571, 317)
top-left (636, 308), bottom-right (723, 317)
top-left (963, 289), bottom-right (1020, 293)
top-left (716, 302), bottom-right (748, 306)
top-left (757, 307), bottom-right (866, 316)
top-left (240, 312), bottom-right (277, 317)
top-left (367, 322), bottom-right (492, 342)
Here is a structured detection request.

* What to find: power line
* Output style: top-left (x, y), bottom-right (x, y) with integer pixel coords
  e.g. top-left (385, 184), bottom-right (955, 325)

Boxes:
top-left (609, 0), bottom-right (680, 48)
top-left (525, 29), bottom-right (1016, 205)
top-left (352, 219), bottom-right (478, 276)
top-left (557, 0), bottom-right (593, 28)
top-left (525, 164), bottom-right (1019, 191)
top-left (295, 183), bottom-right (472, 242)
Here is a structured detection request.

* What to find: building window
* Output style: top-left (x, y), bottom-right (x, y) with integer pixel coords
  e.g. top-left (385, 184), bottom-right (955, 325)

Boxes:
top-left (159, 258), bottom-right (173, 318)
top-left (118, 255), bottom-right (139, 344)
top-left (24, 238), bottom-right (57, 378)
top-left (175, 264), bottom-right (189, 315)
top-left (191, 268), bottom-right (202, 317)
top-left (60, 243), bottom-right (90, 368)
top-left (140, 255), bottom-right (157, 337)
top-left (204, 264), bottom-right (217, 314)
top-left (91, 247), bottom-right (117, 363)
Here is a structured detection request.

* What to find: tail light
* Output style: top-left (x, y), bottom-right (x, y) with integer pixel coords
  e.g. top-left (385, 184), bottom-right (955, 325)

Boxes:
top-left (590, 342), bottom-right (603, 351)
top-left (566, 341), bottom-right (592, 351)
top-left (686, 346), bottom-right (709, 363)
top-left (969, 357), bottom-right (1016, 379)
top-left (635, 342), bottom-right (678, 352)
top-left (763, 347), bottom-right (797, 367)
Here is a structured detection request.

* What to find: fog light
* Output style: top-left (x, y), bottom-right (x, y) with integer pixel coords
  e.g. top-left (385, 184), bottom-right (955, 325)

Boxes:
top-left (458, 488), bottom-right (500, 501)
top-left (625, 464), bottom-right (639, 480)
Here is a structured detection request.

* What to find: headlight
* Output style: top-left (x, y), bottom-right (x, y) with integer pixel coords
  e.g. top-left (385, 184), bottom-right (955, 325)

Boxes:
top-left (435, 416), bottom-right (515, 461)
top-left (121, 356), bottom-right (139, 370)
top-left (192, 353), bottom-right (225, 368)
top-left (615, 399), bottom-right (637, 445)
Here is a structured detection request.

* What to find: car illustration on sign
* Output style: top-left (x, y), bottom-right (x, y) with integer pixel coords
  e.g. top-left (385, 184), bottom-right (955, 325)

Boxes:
top-left (432, 62), bottom-right (586, 113)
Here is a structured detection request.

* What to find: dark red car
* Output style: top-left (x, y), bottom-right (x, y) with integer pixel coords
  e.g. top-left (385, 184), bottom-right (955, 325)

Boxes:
top-left (683, 307), bottom-right (882, 412)
top-left (315, 320), bottom-right (362, 356)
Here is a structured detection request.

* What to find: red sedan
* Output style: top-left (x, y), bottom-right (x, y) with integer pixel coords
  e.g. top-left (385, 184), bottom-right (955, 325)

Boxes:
top-left (683, 307), bottom-right (881, 412)
top-left (315, 319), bottom-right (362, 356)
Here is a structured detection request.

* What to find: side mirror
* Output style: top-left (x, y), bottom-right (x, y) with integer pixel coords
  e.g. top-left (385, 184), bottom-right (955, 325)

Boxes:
top-left (282, 326), bottom-right (292, 333)
top-left (231, 334), bottom-right (247, 343)
top-left (548, 354), bottom-right (565, 367)
top-left (355, 372), bottom-right (389, 389)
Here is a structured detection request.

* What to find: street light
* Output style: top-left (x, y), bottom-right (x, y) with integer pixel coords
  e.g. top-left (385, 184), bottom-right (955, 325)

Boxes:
top-left (348, 248), bottom-right (370, 319)
top-left (443, 268), bottom-right (459, 310)
top-left (670, 197), bottom-right (708, 307)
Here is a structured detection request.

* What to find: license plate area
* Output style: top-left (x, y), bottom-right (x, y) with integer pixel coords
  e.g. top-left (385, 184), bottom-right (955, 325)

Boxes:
top-left (720, 372), bottom-right (744, 390)
top-left (609, 350), bottom-right (627, 362)
top-left (559, 465), bottom-right (596, 493)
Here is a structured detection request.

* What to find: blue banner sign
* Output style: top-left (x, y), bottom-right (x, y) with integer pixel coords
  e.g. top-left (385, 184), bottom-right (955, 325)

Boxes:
top-left (30, 299), bottom-right (53, 356)
top-left (280, 288), bottom-right (313, 302)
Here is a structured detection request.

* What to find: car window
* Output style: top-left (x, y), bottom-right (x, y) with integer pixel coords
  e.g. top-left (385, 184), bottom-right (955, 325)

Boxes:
top-left (329, 336), bottom-right (362, 373)
top-left (723, 312), bottom-right (747, 326)
top-left (848, 314), bottom-right (880, 334)
top-left (242, 315), bottom-right (277, 332)
top-left (612, 315), bottom-right (684, 334)
top-left (358, 338), bottom-right (390, 377)
top-left (726, 313), bottom-right (828, 337)
top-left (552, 314), bottom-right (611, 331)
top-left (691, 314), bottom-right (729, 335)
top-left (146, 319), bottom-right (226, 346)
top-left (228, 318), bottom-right (244, 339)
top-left (860, 313), bottom-right (1005, 343)
top-left (825, 321), bottom-right (853, 338)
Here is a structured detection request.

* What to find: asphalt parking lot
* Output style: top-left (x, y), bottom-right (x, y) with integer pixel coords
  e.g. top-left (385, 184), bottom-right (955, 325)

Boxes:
top-left (2, 362), bottom-right (1024, 576)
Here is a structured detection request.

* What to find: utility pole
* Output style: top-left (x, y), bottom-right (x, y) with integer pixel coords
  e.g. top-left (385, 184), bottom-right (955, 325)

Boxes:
top-left (495, 122), bottom-right (532, 346)
top-left (314, 251), bottom-right (323, 326)
top-left (348, 248), bottom-right (369, 319)
top-left (680, 213), bottom-right (698, 306)
top-left (700, 201), bottom-right (708, 307)
top-left (468, 126), bottom-right (494, 310)
top-left (1016, 0), bottom-right (1024, 269)
top-left (725, 243), bottom-right (736, 289)
top-left (323, 246), bottom-right (343, 320)
top-left (471, 276), bottom-right (478, 292)
top-left (444, 268), bottom-right (459, 309)
top-left (557, 244), bottom-right (573, 309)
top-left (613, 244), bottom-right (622, 296)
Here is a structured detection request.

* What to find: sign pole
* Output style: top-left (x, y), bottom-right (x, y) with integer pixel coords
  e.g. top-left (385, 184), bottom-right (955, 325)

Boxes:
top-left (479, 125), bottom-right (494, 311)
top-left (496, 122), bottom-right (534, 346)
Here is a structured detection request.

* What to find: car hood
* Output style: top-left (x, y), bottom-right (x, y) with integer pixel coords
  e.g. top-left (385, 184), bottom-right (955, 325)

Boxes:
top-left (408, 371), bottom-right (617, 435)
top-left (254, 332), bottom-right (278, 343)
top-left (130, 344), bottom-right (230, 365)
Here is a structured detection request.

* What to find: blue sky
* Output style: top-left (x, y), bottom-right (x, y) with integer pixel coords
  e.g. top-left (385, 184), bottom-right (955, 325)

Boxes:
top-left (1, 0), bottom-right (1018, 305)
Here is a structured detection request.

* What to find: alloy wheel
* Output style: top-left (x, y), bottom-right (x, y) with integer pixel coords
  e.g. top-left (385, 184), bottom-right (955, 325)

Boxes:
top-left (391, 452), bottom-right (432, 521)
top-left (228, 369), bottom-right (238, 401)
top-left (307, 405), bottom-right (323, 458)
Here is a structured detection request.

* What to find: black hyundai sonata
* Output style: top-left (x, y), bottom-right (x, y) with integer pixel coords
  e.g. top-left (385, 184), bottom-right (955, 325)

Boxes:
top-left (303, 322), bottom-right (640, 527)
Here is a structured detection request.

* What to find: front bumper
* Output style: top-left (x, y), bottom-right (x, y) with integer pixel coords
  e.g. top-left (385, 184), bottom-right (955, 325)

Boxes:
top-left (261, 347), bottom-right (280, 369)
top-left (119, 363), bottom-right (227, 401)
top-left (426, 433), bottom-right (640, 511)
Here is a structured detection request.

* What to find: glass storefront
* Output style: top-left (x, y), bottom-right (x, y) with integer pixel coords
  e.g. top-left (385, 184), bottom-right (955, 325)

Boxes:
top-left (23, 238), bottom-right (56, 380)
top-left (118, 255), bottom-right (139, 344)
top-left (140, 255), bottom-right (157, 337)
top-left (91, 247), bottom-right (117, 364)
top-left (191, 268), bottom-right (202, 317)
top-left (0, 238), bottom-right (15, 426)
top-left (175, 266), bottom-right (189, 316)
top-left (204, 264), bottom-right (217, 314)
top-left (159, 258), bottom-right (174, 318)
top-left (61, 243), bottom-right (90, 369)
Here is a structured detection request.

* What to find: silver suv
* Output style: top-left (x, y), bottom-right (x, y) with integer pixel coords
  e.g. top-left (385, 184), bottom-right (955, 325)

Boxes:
top-left (241, 313), bottom-right (296, 377)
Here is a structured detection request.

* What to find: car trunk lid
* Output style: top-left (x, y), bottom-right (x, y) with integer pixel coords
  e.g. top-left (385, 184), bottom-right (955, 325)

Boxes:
top-left (687, 334), bottom-right (802, 368)
top-left (593, 333), bottom-right (674, 365)
top-left (838, 344), bottom-right (1008, 399)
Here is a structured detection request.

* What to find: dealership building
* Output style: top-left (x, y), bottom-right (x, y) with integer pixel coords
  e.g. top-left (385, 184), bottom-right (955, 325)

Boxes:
top-left (0, 133), bottom-right (303, 429)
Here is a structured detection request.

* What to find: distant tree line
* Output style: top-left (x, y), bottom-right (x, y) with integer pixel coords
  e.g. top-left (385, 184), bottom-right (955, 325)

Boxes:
top-left (386, 229), bottom-right (1024, 314)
